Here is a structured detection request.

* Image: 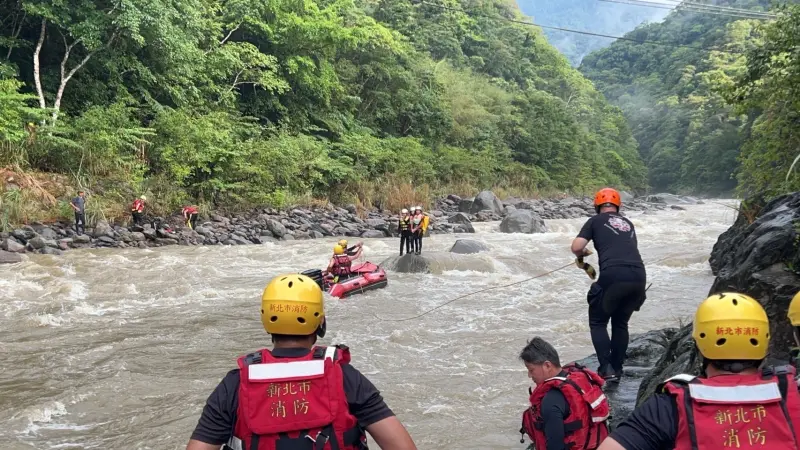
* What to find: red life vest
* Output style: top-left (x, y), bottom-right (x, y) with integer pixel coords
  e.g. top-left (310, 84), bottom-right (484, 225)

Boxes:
top-left (331, 255), bottom-right (351, 276)
top-left (662, 365), bottom-right (800, 450)
top-left (183, 206), bottom-right (198, 215)
top-left (520, 363), bottom-right (610, 450)
top-left (132, 199), bottom-right (144, 212)
top-left (228, 345), bottom-right (366, 450)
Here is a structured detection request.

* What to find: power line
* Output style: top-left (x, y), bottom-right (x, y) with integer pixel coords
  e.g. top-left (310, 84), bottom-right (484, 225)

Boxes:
top-left (416, 0), bottom-right (744, 54)
top-left (599, 0), bottom-right (775, 19)
top-left (652, 0), bottom-right (776, 17)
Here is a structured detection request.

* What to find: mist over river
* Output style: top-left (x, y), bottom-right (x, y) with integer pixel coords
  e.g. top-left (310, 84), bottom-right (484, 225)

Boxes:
top-left (0, 201), bottom-right (737, 449)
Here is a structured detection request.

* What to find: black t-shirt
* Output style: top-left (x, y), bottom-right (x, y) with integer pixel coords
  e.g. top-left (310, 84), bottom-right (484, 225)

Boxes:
top-left (577, 212), bottom-right (643, 270)
top-left (540, 372), bottom-right (572, 450)
top-left (609, 393), bottom-right (678, 450)
top-left (189, 347), bottom-right (395, 445)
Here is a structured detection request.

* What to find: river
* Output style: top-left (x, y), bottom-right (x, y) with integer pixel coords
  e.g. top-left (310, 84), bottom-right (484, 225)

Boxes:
top-left (0, 201), bottom-right (737, 449)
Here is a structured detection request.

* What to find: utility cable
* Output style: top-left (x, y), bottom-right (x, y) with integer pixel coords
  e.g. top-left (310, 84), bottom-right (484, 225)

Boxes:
top-left (416, 0), bottom-right (744, 54)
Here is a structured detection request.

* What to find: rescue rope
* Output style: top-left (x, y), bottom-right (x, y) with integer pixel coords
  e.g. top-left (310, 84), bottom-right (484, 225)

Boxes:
top-left (372, 251), bottom-right (685, 322)
top-left (373, 261), bottom-right (576, 322)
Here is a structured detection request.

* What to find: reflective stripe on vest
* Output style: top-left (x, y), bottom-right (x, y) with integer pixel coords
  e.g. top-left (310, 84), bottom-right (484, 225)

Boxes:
top-left (687, 382), bottom-right (782, 403)
top-left (248, 347), bottom-right (336, 381)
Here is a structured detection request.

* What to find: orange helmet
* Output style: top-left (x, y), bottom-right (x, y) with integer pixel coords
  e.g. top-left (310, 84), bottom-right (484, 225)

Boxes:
top-left (594, 188), bottom-right (621, 211)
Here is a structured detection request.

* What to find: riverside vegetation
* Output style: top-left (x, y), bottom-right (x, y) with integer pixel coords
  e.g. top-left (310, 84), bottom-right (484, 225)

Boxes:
top-left (2, 0), bottom-right (800, 231)
top-left (580, 0), bottom-right (800, 198)
top-left (0, 0), bottom-right (647, 230)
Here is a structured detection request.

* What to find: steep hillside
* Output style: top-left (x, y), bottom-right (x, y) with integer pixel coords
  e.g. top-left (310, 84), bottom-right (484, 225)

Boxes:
top-left (0, 0), bottom-right (647, 224)
top-left (517, 0), bottom-right (668, 66)
top-left (580, 0), bottom-right (775, 195)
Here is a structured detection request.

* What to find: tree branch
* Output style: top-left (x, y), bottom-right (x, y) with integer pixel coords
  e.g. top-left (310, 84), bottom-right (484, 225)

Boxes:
top-left (51, 29), bottom-right (119, 125)
top-left (32, 18), bottom-right (47, 109)
top-left (5, 11), bottom-right (26, 60)
top-left (205, 23), bottom-right (241, 54)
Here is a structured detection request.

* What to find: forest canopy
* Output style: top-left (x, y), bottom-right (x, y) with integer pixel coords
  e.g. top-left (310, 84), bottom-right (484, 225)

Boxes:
top-left (0, 0), bottom-right (647, 219)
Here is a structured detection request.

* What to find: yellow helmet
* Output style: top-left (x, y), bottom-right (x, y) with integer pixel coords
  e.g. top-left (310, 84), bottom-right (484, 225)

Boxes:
top-left (788, 291), bottom-right (800, 326)
top-left (140, 195), bottom-right (147, 201)
top-left (693, 292), bottom-right (770, 361)
top-left (338, 239), bottom-right (348, 248)
top-left (261, 274), bottom-right (325, 337)
top-left (333, 244), bottom-right (344, 255)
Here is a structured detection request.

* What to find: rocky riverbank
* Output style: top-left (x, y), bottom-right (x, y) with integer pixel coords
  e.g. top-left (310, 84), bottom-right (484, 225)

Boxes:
top-left (579, 191), bottom-right (800, 427)
top-left (0, 190), bottom-right (689, 262)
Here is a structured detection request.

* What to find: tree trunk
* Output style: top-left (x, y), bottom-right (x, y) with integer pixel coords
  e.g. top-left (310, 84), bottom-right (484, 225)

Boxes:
top-left (32, 18), bottom-right (47, 110)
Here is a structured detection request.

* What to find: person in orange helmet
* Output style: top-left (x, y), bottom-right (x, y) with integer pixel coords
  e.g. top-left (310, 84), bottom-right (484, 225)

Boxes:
top-left (570, 188), bottom-right (646, 382)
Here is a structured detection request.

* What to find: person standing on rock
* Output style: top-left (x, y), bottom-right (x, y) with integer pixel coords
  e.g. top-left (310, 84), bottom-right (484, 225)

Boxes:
top-left (185, 273), bottom-right (418, 450)
top-left (182, 205), bottom-right (199, 229)
top-left (519, 337), bottom-right (610, 450)
top-left (598, 293), bottom-right (800, 450)
top-left (398, 209), bottom-right (412, 255)
top-left (410, 207), bottom-right (423, 255)
top-left (571, 188), bottom-right (646, 382)
top-left (70, 190), bottom-right (87, 236)
top-left (131, 195), bottom-right (146, 226)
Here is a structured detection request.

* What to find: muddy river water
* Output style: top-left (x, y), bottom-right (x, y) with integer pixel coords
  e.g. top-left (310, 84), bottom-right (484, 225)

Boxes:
top-left (0, 201), bottom-right (737, 449)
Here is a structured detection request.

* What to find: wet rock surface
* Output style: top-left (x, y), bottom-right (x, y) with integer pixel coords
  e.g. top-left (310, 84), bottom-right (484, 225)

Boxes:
top-left (600, 191), bottom-right (800, 428)
top-left (572, 329), bottom-right (678, 429)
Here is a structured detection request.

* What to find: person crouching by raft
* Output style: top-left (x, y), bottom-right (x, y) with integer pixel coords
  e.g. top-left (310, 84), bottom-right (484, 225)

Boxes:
top-left (131, 195), bottom-right (146, 226)
top-left (519, 337), bottom-right (610, 450)
top-left (184, 274), bottom-right (418, 450)
top-left (598, 292), bottom-right (800, 450)
top-left (398, 209), bottom-right (412, 256)
top-left (182, 205), bottom-right (199, 229)
top-left (571, 188), bottom-right (646, 382)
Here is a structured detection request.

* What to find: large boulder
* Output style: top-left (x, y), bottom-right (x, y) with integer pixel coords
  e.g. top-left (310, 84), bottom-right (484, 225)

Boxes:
top-left (644, 193), bottom-right (698, 205)
top-left (631, 192), bottom-right (800, 418)
top-left (449, 239), bottom-right (489, 254)
top-left (499, 209), bottom-right (546, 234)
top-left (470, 190), bottom-right (503, 214)
top-left (447, 213), bottom-right (475, 233)
top-left (0, 250), bottom-right (22, 264)
top-left (92, 220), bottom-right (114, 238)
top-left (1, 238), bottom-right (25, 253)
top-left (573, 329), bottom-right (678, 429)
top-left (380, 252), bottom-right (496, 275)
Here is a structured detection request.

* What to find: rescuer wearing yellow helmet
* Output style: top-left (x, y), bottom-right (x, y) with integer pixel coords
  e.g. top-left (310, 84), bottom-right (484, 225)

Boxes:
top-left (787, 291), bottom-right (800, 367)
top-left (326, 242), bottom-right (363, 283)
top-left (337, 239), bottom-right (358, 256)
top-left (186, 274), bottom-right (417, 450)
top-left (598, 293), bottom-right (800, 450)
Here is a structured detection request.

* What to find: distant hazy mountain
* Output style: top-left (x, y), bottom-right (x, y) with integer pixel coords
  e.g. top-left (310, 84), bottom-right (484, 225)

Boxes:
top-left (516, 0), bottom-right (669, 65)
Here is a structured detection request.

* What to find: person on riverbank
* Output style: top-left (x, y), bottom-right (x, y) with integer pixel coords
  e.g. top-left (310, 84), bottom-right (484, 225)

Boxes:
top-left (327, 242), bottom-right (363, 283)
top-left (571, 188), bottom-right (646, 381)
top-left (598, 292), bottom-right (800, 450)
top-left (131, 195), bottom-right (146, 226)
top-left (410, 207), bottom-right (423, 255)
top-left (787, 291), bottom-right (800, 368)
top-left (398, 209), bottom-right (412, 255)
top-left (182, 205), bottom-right (199, 229)
top-left (519, 337), bottom-right (610, 450)
top-left (185, 274), bottom-right (418, 450)
top-left (70, 190), bottom-right (86, 235)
